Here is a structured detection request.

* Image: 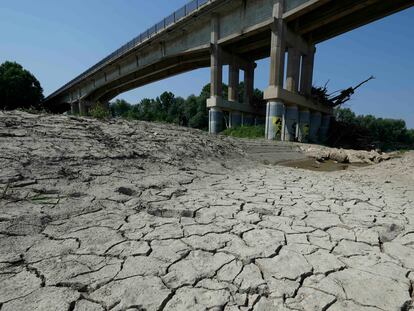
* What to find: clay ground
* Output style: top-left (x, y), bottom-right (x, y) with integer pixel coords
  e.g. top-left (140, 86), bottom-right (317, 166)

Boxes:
top-left (0, 111), bottom-right (413, 311)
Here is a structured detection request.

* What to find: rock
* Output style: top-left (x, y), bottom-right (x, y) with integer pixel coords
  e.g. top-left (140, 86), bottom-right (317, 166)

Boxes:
top-left (2, 287), bottom-right (80, 311)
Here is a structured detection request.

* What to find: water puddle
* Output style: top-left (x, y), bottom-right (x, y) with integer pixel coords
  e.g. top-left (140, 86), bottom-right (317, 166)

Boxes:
top-left (279, 158), bottom-right (370, 172)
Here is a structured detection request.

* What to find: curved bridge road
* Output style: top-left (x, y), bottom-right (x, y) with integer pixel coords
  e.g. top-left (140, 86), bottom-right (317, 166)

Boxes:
top-left (0, 111), bottom-right (413, 311)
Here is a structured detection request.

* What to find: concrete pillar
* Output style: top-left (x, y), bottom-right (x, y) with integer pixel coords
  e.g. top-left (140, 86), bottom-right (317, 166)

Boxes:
top-left (228, 64), bottom-right (239, 102)
top-left (309, 111), bottom-right (322, 143)
top-left (71, 102), bottom-right (79, 115)
top-left (286, 47), bottom-right (301, 93)
top-left (242, 113), bottom-right (255, 126)
top-left (209, 108), bottom-right (223, 134)
top-left (269, 0), bottom-right (285, 88)
top-left (265, 101), bottom-right (284, 140)
top-left (297, 109), bottom-right (310, 143)
top-left (244, 64), bottom-right (254, 105)
top-left (78, 100), bottom-right (87, 116)
top-left (283, 105), bottom-right (299, 141)
top-left (265, 0), bottom-right (285, 140)
top-left (300, 46), bottom-right (316, 97)
top-left (208, 14), bottom-right (223, 134)
top-left (229, 111), bottom-right (242, 128)
top-left (319, 114), bottom-right (332, 143)
top-left (210, 15), bottom-right (222, 99)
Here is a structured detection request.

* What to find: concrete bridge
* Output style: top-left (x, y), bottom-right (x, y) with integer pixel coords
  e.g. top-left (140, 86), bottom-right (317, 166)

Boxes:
top-left (44, 0), bottom-right (414, 142)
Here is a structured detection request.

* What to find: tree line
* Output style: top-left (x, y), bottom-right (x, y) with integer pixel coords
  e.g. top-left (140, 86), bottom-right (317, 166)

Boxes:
top-left (108, 83), bottom-right (264, 131)
top-left (1, 60), bottom-right (413, 150)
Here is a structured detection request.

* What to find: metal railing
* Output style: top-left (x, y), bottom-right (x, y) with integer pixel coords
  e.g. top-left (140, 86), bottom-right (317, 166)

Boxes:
top-left (48, 0), bottom-right (308, 101)
top-left (47, 0), bottom-right (210, 100)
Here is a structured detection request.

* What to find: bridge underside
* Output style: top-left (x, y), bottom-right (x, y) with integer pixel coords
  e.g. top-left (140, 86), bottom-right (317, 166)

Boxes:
top-left (46, 0), bottom-right (414, 143)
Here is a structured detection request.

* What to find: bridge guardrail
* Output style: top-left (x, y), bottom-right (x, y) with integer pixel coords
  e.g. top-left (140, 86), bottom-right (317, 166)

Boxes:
top-left (47, 0), bottom-right (212, 100)
top-left (47, 0), bottom-right (307, 101)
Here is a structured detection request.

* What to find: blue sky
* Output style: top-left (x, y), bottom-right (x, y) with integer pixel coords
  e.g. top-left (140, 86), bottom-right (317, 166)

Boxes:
top-left (1, 1), bottom-right (413, 128)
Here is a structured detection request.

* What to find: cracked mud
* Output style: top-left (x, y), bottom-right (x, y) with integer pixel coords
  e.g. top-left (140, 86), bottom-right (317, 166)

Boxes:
top-left (0, 111), bottom-right (413, 311)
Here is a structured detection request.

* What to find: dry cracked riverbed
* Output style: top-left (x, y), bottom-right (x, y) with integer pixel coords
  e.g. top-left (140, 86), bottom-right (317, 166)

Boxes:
top-left (0, 111), bottom-right (413, 311)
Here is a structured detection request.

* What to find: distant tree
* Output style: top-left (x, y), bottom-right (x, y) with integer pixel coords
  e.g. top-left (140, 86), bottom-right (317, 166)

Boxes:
top-left (333, 107), bottom-right (414, 150)
top-left (334, 107), bottom-right (357, 124)
top-left (0, 61), bottom-right (44, 110)
top-left (110, 99), bottom-right (131, 117)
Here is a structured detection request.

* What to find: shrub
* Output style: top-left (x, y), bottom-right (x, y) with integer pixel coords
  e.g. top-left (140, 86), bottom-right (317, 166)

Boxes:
top-left (222, 125), bottom-right (265, 139)
top-left (89, 104), bottom-right (111, 120)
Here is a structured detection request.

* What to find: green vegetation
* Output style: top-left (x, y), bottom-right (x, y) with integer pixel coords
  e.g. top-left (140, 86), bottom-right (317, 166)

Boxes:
top-left (222, 125), bottom-right (265, 139)
top-left (89, 103), bottom-right (111, 120)
top-left (333, 108), bottom-right (414, 150)
top-left (108, 83), bottom-right (264, 131)
top-left (0, 61), bottom-right (44, 110)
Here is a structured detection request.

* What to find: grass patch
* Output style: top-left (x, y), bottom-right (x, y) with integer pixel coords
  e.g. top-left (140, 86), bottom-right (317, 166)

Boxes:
top-left (222, 125), bottom-right (265, 139)
top-left (29, 194), bottom-right (59, 205)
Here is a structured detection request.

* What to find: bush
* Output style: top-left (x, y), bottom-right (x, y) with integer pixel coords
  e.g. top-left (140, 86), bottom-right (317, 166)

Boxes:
top-left (89, 104), bottom-right (111, 120)
top-left (222, 125), bottom-right (265, 139)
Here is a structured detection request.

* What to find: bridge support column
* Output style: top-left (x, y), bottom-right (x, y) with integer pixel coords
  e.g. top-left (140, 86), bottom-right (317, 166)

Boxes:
top-left (298, 109), bottom-right (310, 143)
top-left (319, 114), bottom-right (332, 143)
top-left (244, 63), bottom-right (255, 106)
top-left (228, 63), bottom-right (239, 103)
top-left (309, 111), bottom-right (322, 143)
top-left (264, 0), bottom-right (285, 140)
top-left (229, 111), bottom-right (242, 128)
top-left (78, 100), bottom-right (88, 116)
top-left (209, 108), bottom-right (223, 134)
top-left (286, 47), bottom-right (301, 93)
top-left (300, 46), bottom-right (316, 97)
top-left (71, 102), bottom-right (79, 115)
top-left (265, 101), bottom-right (284, 140)
top-left (283, 105), bottom-right (299, 141)
top-left (228, 63), bottom-right (241, 128)
top-left (208, 14), bottom-right (224, 134)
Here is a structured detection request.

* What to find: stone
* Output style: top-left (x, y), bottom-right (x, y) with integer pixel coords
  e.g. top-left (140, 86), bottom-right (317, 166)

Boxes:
top-left (163, 251), bottom-right (234, 288)
top-left (89, 276), bottom-right (171, 311)
top-left (2, 287), bottom-right (80, 311)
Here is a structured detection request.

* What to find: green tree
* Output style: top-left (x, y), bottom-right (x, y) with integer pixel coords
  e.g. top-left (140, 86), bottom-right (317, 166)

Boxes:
top-left (0, 61), bottom-right (44, 110)
top-left (333, 107), bottom-right (414, 150)
top-left (110, 99), bottom-right (131, 117)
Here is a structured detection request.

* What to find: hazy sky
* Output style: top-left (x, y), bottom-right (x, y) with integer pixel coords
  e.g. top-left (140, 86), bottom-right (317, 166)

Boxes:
top-left (1, 1), bottom-right (413, 128)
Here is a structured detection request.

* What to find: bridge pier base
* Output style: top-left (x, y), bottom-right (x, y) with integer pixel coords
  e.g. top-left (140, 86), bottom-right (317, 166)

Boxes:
top-left (319, 114), bottom-right (332, 143)
top-left (229, 111), bottom-right (242, 128)
top-left (298, 109), bottom-right (310, 143)
top-left (71, 102), bottom-right (80, 115)
top-left (78, 100), bottom-right (88, 116)
top-left (309, 111), bottom-right (322, 143)
top-left (209, 107), bottom-right (223, 134)
top-left (265, 101), bottom-right (284, 140)
top-left (283, 105), bottom-right (299, 142)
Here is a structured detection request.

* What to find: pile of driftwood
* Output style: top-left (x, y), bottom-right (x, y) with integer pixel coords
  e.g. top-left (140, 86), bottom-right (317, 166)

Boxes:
top-left (311, 76), bottom-right (375, 107)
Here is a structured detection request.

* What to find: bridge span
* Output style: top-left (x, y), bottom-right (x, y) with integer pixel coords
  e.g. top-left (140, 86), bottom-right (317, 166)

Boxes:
top-left (44, 0), bottom-right (414, 142)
